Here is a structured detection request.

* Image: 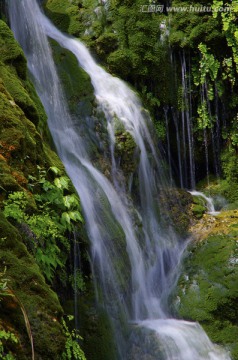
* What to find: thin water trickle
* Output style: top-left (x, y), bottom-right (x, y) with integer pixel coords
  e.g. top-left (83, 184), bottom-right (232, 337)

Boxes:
top-left (189, 191), bottom-right (220, 215)
top-left (164, 106), bottom-right (173, 185)
top-left (180, 52), bottom-right (188, 188)
top-left (7, 1), bottom-right (231, 358)
top-left (181, 51), bottom-right (195, 189)
top-left (172, 109), bottom-right (184, 188)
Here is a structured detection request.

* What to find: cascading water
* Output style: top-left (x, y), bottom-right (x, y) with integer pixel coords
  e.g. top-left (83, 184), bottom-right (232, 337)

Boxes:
top-left (8, 1), bottom-right (231, 359)
top-left (189, 191), bottom-right (219, 215)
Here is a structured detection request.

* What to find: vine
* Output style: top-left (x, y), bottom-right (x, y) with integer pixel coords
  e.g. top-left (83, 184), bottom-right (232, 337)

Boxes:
top-left (212, 0), bottom-right (238, 73)
top-left (193, 43), bottom-right (219, 129)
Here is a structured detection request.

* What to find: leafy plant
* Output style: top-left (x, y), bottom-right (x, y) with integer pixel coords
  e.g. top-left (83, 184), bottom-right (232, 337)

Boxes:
top-left (197, 101), bottom-right (212, 129)
top-left (0, 329), bottom-right (18, 360)
top-left (198, 43), bottom-right (219, 84)
top-left (213, 0), bottom-right (238, 72)
top-left (3, 167), bottom-right (83, 283)
top-left (62, 316), bottom-right (86, 360)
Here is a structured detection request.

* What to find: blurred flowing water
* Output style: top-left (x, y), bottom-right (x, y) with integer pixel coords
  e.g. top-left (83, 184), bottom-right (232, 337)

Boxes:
top-left (8, 1), bottom-right (231, 359)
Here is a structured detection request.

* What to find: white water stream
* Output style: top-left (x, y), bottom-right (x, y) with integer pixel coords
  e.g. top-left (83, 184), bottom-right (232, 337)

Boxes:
top-left (189, 191), bottom-right (220, 215)
top-left (8, 1), bottom-right (231, 359)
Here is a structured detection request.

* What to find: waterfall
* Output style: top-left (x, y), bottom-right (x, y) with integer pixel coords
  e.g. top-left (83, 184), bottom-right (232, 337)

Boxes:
top-left (8, 1), bottom-right (231, 359)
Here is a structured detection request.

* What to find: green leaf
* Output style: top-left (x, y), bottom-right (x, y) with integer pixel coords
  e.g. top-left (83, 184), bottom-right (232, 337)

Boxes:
top-left (54, 178), bottom-right (62, 189)
top-left (63, 194), bottom-right (80, 209)
top-left (68, 211), bottom-right (83, 223)
top-left (63, 195), bottom-right (72, 209)
top-left (50, 166), bottom-right (60, 175)
top-left (61, 212), bottom-right (71, 224)
top-left (54, 176), bottom-right (69, 190)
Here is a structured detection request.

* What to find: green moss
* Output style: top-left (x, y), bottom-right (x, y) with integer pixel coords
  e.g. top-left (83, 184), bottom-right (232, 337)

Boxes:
top-left (197, 177), bottom-right (238, 206)
top-left (0, 65), bottom-right (65, 196)
top-left (0, 82), bottom-right (44, 191)
top-left (114, 130), bottom-right (138, 175)
top-left (75, 290), bottom-right (117, 360)
top-left (0, 212), bottom-right (65, 359)
top-left (159, 189), bottom-right (193, 236)
top-left (190, 194), bottom-right (207, 218)
top-left (0, 63), bottom-right (41, 126)
top-left (173, 233), bottom-right (238, 359)
top-left (49, 39), bottom-right (94, 117)
top-left (192, 204), bottom-right (206, 218)
top-left (44, 0), bottom-right (83, 36)
top-left (0, 20), bottom-right (26, 79)
top-left (95, 32), bottom-right (118, 59)
top-left (0, 20), bottom-right (47, 127)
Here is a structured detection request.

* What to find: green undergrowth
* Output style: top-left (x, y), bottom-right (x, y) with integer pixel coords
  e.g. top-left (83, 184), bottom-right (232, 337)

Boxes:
top-left (0, 211), bottom-right (65, 359)
top-left (196, 143), bottom-right (238, 208)
top-left (3, 166), bottom-right (83, 283)
top-left (173, 233), bottom-right (238, 359)
top-left (62, 315), bottom-right (86, 360)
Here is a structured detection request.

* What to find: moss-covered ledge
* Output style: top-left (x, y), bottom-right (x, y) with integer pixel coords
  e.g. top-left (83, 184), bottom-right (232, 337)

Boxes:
top-left (171, 211), bottom-right (238, 360)
top-left (0, 211), bottom-right (65, 359)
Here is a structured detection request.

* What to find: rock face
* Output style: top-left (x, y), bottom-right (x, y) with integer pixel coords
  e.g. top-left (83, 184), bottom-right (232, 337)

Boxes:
top-left (127, 325), bottom-right (164, 360)
top-left (172, 210), bottom-right (238, 360)
top-left (0, 17), bottom-right (67, 359)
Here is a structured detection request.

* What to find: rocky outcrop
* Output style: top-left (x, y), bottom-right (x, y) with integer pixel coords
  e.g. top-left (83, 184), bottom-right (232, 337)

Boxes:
top-left (171, 210), bottom-right (238, 360)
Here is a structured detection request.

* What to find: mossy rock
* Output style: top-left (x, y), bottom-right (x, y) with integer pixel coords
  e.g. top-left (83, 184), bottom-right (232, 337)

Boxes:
top-left (198, 177), bottom-right (238, 209)
top-left (159, 188), bottom-right (193, 236)
top-left (192, 203), bottom-right (206, 219)
top-left (71, 289), bottom-right (117, 360)
top-left (127, 325), bottom-right (165, 360)
top-left (49, 39), bottom-right (94, 117)
top-left (0, 20), bottom-right (26, 79)
top-left (197, 147), bottom-right (238, 206)
top-left (44, 0), bottom-right (83, 37)
top-left (0, 64), bottom-right (63, 196)
top-left (114, 130), bottom-right (138, 175)
top-left (0, 212), bottom-right (65, 359)
top-left (172, 233), bottom-right (238, 359)
top-left (0, 81), bottom-right (50, 193)
top-left (0, 20), bottom-right (47, 127)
